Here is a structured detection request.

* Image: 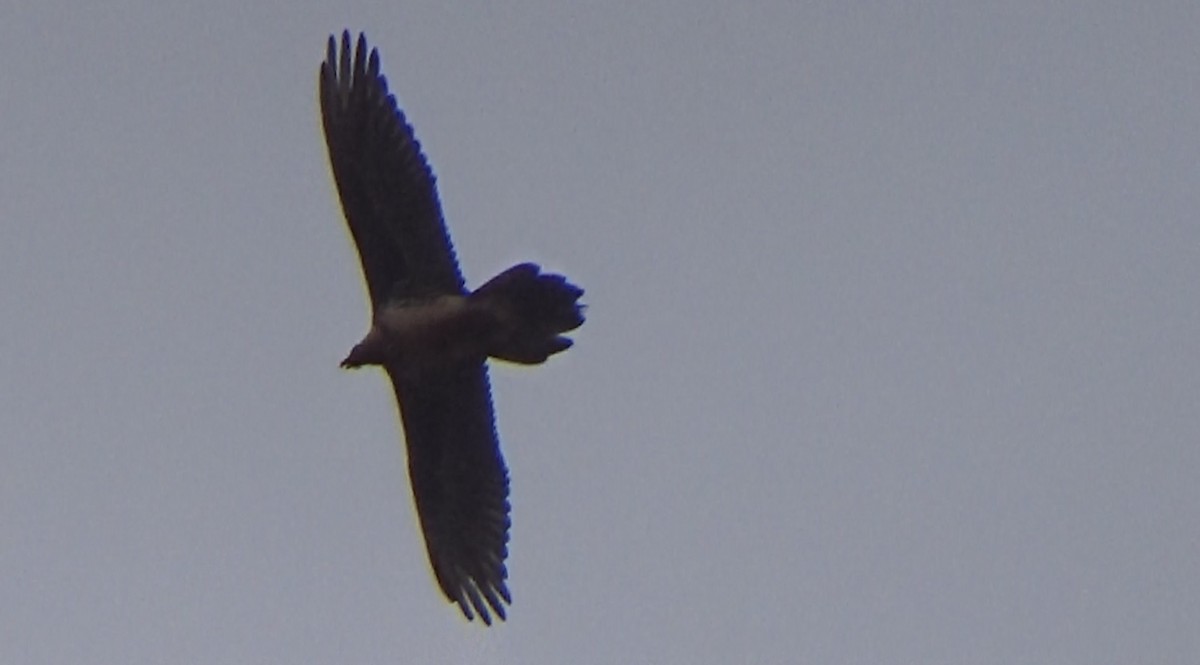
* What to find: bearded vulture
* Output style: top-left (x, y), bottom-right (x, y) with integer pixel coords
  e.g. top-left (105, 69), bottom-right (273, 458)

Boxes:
top-left (318, 31), bottom-right (584, 625)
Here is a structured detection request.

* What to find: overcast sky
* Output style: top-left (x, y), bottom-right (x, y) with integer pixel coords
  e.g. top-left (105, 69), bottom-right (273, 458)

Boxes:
top-left (2, 1), bottom-right (1197, 663)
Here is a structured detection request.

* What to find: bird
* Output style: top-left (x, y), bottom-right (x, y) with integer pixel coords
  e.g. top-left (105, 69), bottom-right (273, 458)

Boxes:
top-left (318, 31), bottom-right (584, 625)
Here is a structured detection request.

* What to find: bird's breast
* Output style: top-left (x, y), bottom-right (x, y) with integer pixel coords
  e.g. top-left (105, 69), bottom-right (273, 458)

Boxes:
top-left (376, 296), bottom-right (497, 367)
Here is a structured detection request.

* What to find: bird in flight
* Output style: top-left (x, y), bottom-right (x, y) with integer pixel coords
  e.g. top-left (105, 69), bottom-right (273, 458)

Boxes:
top-left (318, 31), bottom-right (584, 625)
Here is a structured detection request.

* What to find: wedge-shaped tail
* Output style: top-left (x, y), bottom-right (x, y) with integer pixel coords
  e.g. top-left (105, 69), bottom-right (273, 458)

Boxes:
top-left (471, 263), bottom-right (585, 365)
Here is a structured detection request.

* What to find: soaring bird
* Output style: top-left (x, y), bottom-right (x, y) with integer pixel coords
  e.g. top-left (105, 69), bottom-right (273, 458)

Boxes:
top-left (318, 31), bottom-right (584, 625)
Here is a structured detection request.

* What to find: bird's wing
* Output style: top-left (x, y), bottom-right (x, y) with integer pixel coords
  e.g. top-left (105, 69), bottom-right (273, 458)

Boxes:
top-left (319, 31), bottom-right (466, 307)
top-left (388, 361), bottom-right (512, 624)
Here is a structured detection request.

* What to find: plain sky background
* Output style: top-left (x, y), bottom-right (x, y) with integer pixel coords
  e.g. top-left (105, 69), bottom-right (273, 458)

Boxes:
top-left (2, 1), bottom-right (1197, 663)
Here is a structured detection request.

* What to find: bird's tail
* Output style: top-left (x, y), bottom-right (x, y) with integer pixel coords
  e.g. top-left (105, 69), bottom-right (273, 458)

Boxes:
top-left (471, 263), bottom-right (585, 364)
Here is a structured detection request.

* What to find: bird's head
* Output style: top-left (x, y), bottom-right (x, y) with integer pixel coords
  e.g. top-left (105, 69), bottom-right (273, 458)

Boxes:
top-left (340, 328), bottom-right (387, 369)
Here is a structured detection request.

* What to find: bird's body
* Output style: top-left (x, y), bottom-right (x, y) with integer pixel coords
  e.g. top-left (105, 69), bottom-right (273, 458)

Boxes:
top-left (341, 295), bottom-right (493, 372)
top-left (319, 31), bottom-right (583, 625)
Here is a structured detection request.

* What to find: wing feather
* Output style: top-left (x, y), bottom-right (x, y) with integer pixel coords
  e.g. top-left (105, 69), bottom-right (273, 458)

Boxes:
top-left (388, 362), bottom-right (512, 624)
top-left (319, 31), bottom-right (466, 306)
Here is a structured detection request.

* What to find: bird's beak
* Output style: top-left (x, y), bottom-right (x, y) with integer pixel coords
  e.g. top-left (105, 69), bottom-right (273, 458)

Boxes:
top-left (341, 344), bottom-right (364, 369)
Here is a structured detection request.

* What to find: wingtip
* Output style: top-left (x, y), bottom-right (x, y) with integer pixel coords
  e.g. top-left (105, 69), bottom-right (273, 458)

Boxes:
top-left (355, 32), bottom-right (369, 74)
top-left (326, 30), bottom-right (353, 57)
top-left (447, 575), bottom-right (511, 626)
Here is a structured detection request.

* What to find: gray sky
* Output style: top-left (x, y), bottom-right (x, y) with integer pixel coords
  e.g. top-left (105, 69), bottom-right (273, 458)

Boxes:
top-left (2, 1), bottom-right (1197, 663)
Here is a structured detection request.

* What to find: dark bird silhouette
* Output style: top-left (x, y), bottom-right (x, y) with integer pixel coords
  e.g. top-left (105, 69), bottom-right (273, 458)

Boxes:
top-left (318, 31), bottom-right (584, 625)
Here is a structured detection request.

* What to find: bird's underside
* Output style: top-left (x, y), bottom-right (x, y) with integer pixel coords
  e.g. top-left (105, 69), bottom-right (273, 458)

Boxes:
top-left (319, 31), bottom-right (584, 625)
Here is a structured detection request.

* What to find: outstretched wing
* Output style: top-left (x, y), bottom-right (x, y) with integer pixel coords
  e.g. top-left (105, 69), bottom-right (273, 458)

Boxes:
top-left (319, 31), bottom-right (466, 307)
top-left (388, 362), bottom-right (512, 625)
